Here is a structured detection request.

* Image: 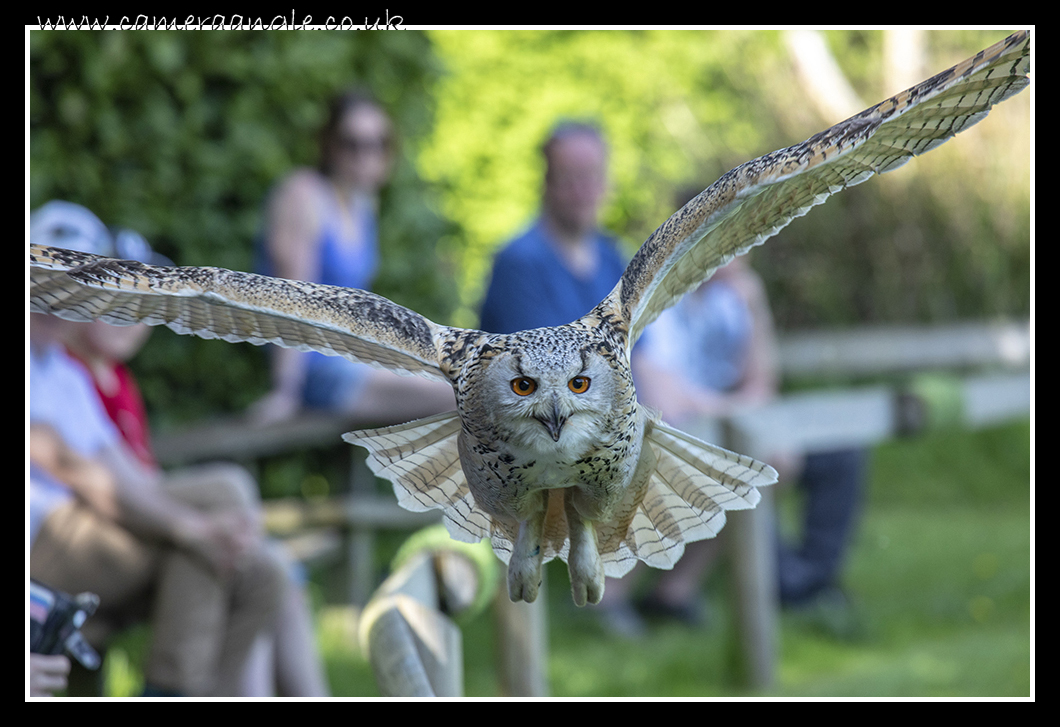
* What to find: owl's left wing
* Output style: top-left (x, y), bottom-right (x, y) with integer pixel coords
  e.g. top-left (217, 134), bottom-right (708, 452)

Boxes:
top-left (343, 411), bottom-right (493, 544)
top-left (600, 30), bottom-right (1030, 346)
top-left (30, 243), bottom-right (453, 381)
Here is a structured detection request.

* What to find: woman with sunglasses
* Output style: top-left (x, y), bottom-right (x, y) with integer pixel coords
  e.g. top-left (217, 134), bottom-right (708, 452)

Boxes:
top-left (251, 90), bottom-right (455, 426)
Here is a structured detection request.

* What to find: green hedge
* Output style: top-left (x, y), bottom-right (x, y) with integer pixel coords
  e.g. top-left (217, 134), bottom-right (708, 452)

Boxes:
top-left (30, 30), bottom-right (456, 426)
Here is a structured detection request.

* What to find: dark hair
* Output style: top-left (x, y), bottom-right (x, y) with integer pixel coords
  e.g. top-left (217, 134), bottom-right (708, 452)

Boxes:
top-left (317, 89), bottom-right (393, 175)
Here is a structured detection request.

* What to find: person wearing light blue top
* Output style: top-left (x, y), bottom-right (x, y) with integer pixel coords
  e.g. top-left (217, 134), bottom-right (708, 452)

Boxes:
top-left (641, 274), bottom-right (756, 392)
top-left (631, 255), bottom-right (866, 633)
top-left (29, 314), bottom-right (286, 696)
top-left (29, 201), bottom-right (287, 696)
top-left (586, 256), bottom-right (787, 633)
top-left (29, 334), bottom-right (117, 545)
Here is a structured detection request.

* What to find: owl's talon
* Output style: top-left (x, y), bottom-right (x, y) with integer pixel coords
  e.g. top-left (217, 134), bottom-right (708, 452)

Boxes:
top-left (569, 578), bottom-right (602, 607)
top-left (507, 551), bottom-right (543, 602)
top-left (507, 564), bottom-right (542, 603)
top-left (577, 573), bottom-right (604, 606)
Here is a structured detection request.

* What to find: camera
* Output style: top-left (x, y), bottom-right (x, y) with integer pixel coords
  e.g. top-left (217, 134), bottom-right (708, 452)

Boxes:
top-left (30, 579), bottom-right (101, 670)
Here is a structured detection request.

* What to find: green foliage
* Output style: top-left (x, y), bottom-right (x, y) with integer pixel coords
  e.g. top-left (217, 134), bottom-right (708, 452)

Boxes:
top-left (30, 30), bottom-right (454, 425)
top-left (869, 416), bottom-right (1030, 509)
top-left (420, 29), bottom-right (1030, 328)
top-left (421, 29), bottom-right (791, 326)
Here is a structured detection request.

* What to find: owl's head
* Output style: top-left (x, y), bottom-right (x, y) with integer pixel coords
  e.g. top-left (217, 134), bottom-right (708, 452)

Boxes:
top-left (479, 337), bottom-right (618, 453)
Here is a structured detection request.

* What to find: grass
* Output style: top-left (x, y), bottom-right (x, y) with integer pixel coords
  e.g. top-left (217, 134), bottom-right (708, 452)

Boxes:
top-left (100, 418), bottom-right (1031, 698)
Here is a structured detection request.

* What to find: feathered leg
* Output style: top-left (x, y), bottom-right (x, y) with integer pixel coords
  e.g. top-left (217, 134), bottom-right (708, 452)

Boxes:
top-left (565, 491), bottom-right (604, 606)
top-left (507, 494), bottom-right (547, 603)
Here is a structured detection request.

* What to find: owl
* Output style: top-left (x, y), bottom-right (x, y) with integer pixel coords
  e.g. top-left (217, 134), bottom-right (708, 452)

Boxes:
top-left (29, 31), bottom-right (1030, 605)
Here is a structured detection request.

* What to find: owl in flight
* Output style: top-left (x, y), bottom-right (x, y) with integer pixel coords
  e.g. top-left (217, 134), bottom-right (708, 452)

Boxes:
top-left (30, 32), bottom-right (1030, 606)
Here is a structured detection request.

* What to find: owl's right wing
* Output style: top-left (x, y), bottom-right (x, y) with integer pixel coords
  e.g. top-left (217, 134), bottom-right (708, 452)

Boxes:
top-left (594, 30), bottom-right (1030, 347)
top-left (30, 243), bottom-right (454, 381)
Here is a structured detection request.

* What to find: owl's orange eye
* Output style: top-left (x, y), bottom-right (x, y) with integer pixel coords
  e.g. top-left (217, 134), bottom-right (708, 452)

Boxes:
top-left (568, 376), bottom-right (591, 394)
top-left (511, 377), bottom-right (537, 396)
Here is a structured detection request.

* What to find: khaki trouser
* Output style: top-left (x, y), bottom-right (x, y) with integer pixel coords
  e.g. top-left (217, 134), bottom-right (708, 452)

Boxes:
top-left (30, 464), bottom-right (287, 696)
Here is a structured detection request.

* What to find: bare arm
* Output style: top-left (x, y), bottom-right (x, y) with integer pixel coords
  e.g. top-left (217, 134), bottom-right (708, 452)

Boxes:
top-left (248, 172), bottom-right (324, 424)
top-left (632, 266), bottom-right (779, 424)
top-left (30, 424), bottom-right (256, 575)
top-left (30, 423), bottom-right (121, 521)
top-left (99, 443), bottom-right (259, 575)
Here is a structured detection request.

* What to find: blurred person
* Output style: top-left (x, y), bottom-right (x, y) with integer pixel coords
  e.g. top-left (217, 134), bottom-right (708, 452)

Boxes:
top-left (626, 247), bottom-right (866, 635)
top-left (479, 120), bottom-right (625, 334)
top-left (63, 316), bottom-right (329, 697)
top-left (634, 256), bottom-right (781, 424)
top-left (29, 320), bottom-right (284, 696)
top-left (250, 89), bottom-right (454, 426)
top-left (611, 254), bottom-right (795, 633)
top-left (29, 202), bottom-right (287, 696)
top-left (34, 201), bottom-right (329, 696)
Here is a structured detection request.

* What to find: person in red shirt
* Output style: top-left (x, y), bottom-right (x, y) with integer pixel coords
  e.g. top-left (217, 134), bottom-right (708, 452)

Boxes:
top-left (67, 320), bottom-right (157, 469)
top-left (39, 201), bottom-right (328, 697)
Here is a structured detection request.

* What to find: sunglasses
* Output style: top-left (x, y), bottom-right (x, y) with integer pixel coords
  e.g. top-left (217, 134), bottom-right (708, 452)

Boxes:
top-left (336, 134), bottom-right (391, 155)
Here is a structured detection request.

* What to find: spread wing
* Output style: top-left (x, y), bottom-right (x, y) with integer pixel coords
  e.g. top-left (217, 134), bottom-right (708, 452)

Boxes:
top-left (29, 243), bottom-right (454, 382)
top-left (597, 30), bottom-right (1030, 346)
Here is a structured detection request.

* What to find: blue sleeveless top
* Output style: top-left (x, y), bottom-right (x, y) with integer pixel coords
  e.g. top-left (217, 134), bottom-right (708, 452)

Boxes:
top-left (256, 189), bottom-right (378, 289)
top-left (257, 183), bottom-right (380, 408)
top-left (314, 199), bottom-right (379, 291)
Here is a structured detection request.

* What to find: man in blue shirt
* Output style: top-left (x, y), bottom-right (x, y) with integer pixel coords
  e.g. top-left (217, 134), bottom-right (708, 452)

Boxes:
top-left (480, 121), bottom-right (626, 334)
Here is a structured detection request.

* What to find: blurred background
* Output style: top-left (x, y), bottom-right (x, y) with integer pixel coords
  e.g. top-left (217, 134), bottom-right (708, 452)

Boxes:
top-left (28, 28), bottom-right (1031, 697)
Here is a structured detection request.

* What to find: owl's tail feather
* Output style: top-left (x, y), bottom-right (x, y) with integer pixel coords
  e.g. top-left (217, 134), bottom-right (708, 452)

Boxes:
top-left (602, 421), bottom-right (778, 577)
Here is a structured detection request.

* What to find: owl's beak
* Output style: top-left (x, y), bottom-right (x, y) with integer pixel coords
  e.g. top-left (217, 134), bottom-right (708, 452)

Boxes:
top-left (535, 394), bottom-right (567, 442)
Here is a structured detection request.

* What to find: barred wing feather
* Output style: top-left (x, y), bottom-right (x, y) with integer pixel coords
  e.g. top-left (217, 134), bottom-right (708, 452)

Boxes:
top-left (29, 243), bottom-right (451, 382)
top-left (602, 30), bottom-right (1030, 346)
